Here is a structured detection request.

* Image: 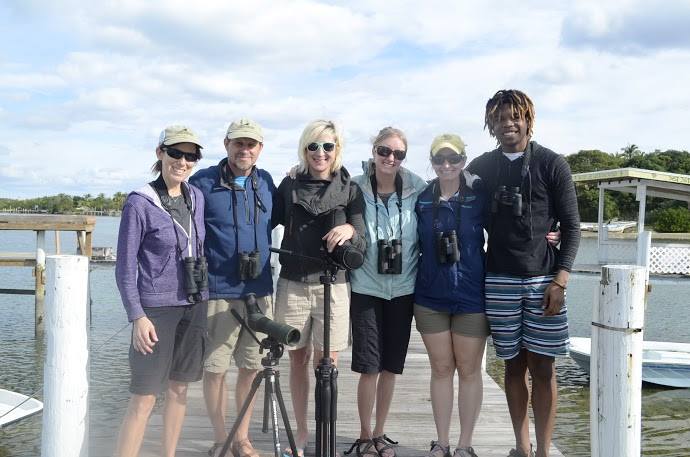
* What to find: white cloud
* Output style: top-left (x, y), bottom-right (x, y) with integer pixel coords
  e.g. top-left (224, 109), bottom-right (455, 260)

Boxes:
top-left (0, 0), bottom-right (688, 197)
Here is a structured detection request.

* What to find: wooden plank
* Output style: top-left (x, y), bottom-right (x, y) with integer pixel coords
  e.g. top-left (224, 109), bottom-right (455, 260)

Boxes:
top-left (89, 333), bottom-right (564, 457)
top-left (0, 252), bottom-right (36, 267)
top-left (0, 214), bottom-right (96, 231)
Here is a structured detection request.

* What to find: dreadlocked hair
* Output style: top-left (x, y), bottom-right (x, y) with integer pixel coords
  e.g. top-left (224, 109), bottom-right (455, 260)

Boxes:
top-left (484, 89), bottom-right (535, 142)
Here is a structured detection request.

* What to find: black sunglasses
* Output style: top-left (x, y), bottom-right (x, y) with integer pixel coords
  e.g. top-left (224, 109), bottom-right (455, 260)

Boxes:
top-left (375, 145), bottom-right (406, 161)
top-left (431, 153), bottom-right (466, 165)
top-left (307, 142), bottom-right (336, 153)
top-left (164, 147), bottom-right (200, 163)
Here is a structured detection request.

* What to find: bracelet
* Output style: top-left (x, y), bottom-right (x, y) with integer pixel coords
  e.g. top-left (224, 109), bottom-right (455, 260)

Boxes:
top-left (551, 280), bottom-right (567, 290)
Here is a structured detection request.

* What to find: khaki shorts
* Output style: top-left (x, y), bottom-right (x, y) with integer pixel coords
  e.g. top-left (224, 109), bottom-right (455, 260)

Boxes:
top-left (275, 277), bottom-right (350, 351)
top-left (414, 304), bottom-right (490, 338)
top-left (204, 296), bottom-right (273, 373)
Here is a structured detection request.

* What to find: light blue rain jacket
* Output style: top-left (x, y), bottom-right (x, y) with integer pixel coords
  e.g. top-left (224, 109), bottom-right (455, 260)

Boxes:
top-left (349, 160), bottom-right (427, 300)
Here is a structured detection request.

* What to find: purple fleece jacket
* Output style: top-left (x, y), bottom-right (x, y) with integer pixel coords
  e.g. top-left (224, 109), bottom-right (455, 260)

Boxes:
top-left (115, 182), bottom-right (207, 322)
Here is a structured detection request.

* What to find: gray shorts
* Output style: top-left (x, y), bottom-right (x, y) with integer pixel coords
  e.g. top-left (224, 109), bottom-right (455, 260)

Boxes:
top-left (414, 304), bottom-right (490, 338)
top-left (129, 302), bottom-right (208, 395)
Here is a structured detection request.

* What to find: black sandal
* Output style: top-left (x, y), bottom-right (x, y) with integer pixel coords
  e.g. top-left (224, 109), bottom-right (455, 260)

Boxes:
top-left (372, 435), bottom-right (398, 457)
top-left (345, 439), bottom-right (379, 457)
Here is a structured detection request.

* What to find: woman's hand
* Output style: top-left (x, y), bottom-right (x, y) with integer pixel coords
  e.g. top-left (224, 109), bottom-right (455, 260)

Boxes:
top-left (322, 223), bottom-right (355, 252)
top-left (133, 316), bottom-right (158, 355)
top-left (546, 229), bottom-right (561, 246)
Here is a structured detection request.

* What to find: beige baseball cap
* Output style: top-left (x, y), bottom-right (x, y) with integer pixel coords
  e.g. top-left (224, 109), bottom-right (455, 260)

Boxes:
top-left (158, 125), bottom-right (203, 148)
top-left (430, 133), bottom-right (466, 157)
top-left (226, 118), bottom-right (263, 142)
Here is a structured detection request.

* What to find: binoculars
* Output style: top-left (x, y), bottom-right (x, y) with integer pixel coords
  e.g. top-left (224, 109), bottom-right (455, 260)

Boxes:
top-left (238, 250), bottom-right (261, 281)
top-left (491, 185), bottom-right (523, 216)
top-left (183, 256), bottom-right (208, 303)
top-left (436, 230), bottom-right (460, 264)
top-left (377, 239), bottom-right (402, 275)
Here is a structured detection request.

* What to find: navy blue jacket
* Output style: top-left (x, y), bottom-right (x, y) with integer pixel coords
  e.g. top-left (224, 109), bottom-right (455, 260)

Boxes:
top-left (190, 159), bottom-right (276, 299)
top-left (414, 178), bottom-right (486, 314)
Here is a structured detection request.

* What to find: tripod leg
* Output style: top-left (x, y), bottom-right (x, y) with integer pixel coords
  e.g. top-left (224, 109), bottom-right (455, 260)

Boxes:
top-left (330, 367), bottom-right (338, 457)
top-left (266, 374), bottom-right (282, 457)
top-left (218, 372), bottom-right (264, 457)
top-left (263, 373), bottom-right (271, 433)
top-left (275, 371), bottom-right (298, 457)
top-left (314, 366), bottom-right (323, 457)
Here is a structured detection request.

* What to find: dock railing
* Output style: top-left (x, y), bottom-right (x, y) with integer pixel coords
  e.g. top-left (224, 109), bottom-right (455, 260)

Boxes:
top-left (0, 214), bottom-right (96, 335)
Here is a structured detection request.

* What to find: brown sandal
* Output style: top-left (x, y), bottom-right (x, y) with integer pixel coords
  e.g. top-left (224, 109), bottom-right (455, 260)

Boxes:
top-left (345, 439), bottom-right (379, 457)
top-left (372, 435), bottom-right (398, 457)
top-left (232, 439), bottom-right (261, 457)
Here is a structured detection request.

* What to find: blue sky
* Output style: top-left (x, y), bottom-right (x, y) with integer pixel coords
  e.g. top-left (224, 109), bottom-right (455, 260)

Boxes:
top-left (1, 0), bottom-right (689, 198)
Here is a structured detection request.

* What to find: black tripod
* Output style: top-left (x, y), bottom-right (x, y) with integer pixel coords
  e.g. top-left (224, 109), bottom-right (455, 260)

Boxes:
top-left (217, 310), bottom-right (299, 457)
top-left (270, 247), bottom-right (341, 457)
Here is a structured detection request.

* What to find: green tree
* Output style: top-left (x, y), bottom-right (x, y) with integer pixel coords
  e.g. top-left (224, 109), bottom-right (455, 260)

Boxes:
top-left (619, 143), bottom-right (643, 161)
top-left (652, 207), bottom-right (690, 233)
top-left (566, 149), bottom-right (623, 174)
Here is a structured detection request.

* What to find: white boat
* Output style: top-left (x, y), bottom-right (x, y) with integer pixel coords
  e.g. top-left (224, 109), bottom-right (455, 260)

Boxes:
top-left (580, 221), bottom-right (638, 233)
top-left (0, 389), bottom-right (43, 427)
top-left (569, 337), bottom-right (690, 388)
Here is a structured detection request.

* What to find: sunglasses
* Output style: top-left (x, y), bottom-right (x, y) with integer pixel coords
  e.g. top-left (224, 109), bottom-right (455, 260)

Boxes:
top-left (375, 145), bottom-right (406, 161)
top-left (307, 142), bottom-right (336, 153)
top-left (431, 153), bottom-right (466, 165)
top-left (164, 147), bottom-right (200, 163)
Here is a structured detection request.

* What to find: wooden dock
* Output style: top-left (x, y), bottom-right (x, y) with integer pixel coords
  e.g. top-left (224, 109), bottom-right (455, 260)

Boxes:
top-left (89, 332), bottom-right (563, 457)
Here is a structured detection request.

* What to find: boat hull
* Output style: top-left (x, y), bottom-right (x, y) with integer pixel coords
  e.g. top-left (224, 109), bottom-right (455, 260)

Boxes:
top-left (0, 389), bottom-right (43, 428)
top-left (569, 337), bottom-right (690, 388)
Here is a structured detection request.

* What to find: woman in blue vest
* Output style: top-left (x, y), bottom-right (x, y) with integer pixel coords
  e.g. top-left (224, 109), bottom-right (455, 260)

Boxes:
top-left (414, 134), bottom-right (488, 457)
top-left (345, 126), bottom-right (427, 457)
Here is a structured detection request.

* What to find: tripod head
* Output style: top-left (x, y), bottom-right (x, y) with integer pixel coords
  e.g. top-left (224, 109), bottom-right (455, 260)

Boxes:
top-left (258, 335), bottom-right (285, 367)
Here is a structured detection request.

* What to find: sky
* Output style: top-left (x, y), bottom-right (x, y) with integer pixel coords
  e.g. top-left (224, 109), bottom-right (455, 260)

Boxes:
top-left (1, 0), bottom-right (689, 198)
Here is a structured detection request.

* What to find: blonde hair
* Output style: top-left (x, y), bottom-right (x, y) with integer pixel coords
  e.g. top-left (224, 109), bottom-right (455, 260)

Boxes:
top-left (297, 119), bottom-right (343, 175)
top-left (371, 126), bottom-right (408, 151)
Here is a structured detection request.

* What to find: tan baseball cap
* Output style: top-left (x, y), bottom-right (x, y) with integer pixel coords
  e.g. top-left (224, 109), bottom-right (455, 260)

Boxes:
top-left (158, 125), bottom-right (203, 148)
top-left (226, 118), bottom-right (263, 142)
top-left (430, 133), bottom-right (466, 157)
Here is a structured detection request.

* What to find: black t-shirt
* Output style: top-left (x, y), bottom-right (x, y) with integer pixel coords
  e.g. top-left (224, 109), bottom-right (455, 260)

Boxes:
top-left (160, 193), bottom-right (191, 234)
top-left (150, 176), bottom-right (191, 234)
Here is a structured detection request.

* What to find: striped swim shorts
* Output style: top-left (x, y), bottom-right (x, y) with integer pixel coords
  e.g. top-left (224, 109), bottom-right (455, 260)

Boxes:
top-left (485, 273), bottom-right (569, 360)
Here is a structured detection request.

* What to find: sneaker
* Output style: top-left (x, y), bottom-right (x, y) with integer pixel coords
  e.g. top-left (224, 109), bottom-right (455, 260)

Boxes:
top-left (453, 447), bottom-right (478, 457)
top-left (427, 441), bottom-right (451, 457)
top-left (507, 445), bottom-right (534, 457)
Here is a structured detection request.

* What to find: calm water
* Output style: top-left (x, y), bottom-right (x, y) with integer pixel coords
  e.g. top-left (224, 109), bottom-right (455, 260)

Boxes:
top-left (0, 217), bottom-right (689, 456)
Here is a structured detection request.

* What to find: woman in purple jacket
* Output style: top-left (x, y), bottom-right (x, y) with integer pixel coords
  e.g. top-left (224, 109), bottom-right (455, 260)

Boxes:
top-left (114, 125), bottom-right (208, 457)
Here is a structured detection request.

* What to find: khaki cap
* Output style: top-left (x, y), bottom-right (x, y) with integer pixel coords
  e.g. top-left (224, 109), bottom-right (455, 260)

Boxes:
top-left (226, 118), bottom-right (263, 142)
top-left (158, 125), bottom-right (203, 148)
top-left (430, 133), bottom-right (466, 157)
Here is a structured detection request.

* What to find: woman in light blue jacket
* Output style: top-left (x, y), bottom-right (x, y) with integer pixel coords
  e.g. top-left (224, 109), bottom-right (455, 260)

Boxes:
top-left (345, 127), bottom-right (427, 457)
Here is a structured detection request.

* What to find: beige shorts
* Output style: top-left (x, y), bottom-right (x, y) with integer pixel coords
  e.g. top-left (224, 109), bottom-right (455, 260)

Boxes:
top-left (204, 296), bottom-right (274, 373)
top-left (274, 277), bottom-right (350, 352)
top-left (414, 304), bottom-right (490, 338)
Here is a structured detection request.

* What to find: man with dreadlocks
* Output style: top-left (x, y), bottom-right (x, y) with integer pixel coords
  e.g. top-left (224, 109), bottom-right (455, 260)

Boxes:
top-left (466, 89), bottom-right (580, 457)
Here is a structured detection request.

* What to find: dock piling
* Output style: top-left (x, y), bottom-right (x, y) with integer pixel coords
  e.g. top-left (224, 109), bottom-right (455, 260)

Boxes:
top-left (590, 264), bottom-right (646, 457)
top-left (41, 255), bottom-right (90, 457)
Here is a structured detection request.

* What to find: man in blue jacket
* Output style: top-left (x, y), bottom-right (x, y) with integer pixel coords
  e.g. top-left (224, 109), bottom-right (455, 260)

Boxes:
top-left (190, 118), bottom-right (277, 457)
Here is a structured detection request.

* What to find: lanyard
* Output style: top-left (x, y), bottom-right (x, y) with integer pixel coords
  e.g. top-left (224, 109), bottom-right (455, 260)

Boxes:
top-left (369, 170), bottom-right (403, 241)
top-left (221, 161), bottom-right (263, 254)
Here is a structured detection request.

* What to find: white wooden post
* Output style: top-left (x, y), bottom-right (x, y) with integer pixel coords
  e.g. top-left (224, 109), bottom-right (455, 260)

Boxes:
top-left (637, 231), bottom-right (652, 286)
top-left (590, 265), bottom-right (646, 457)
top-left (36, 230), bottom-right (46, 336)
top-left (636, 184), bottom-right (647, 234)
top-left (41, 255), bottom-right (90, 457)
top-left (597, 186), bottom-right (605, 264)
